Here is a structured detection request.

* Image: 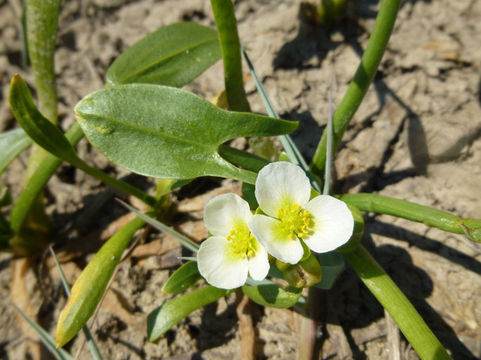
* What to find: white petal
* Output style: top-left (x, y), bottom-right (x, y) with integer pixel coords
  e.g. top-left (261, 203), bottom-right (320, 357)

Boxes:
top-left (248, 215), bottom-right (304, 264)
top-left (303, 195), bottom-right (354, 253)
top-left (204, 193), bottom-right (252, 236)
top-left (255, 162), bottom-right (311, 217)
top-left (197, 236), bottom-right (249, 289)
top-left (247, 242), bottom-right (270, 281)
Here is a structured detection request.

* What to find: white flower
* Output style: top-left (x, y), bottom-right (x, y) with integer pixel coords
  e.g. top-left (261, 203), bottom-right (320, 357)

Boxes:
top-left (248, 162), bottom-right (354, 264)
top-left (197, 193), bottom-right (270, 289)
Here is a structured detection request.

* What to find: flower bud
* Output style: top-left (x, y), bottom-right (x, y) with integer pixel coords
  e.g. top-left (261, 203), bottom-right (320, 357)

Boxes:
top-left (276, 253), bottom-right (322, 288)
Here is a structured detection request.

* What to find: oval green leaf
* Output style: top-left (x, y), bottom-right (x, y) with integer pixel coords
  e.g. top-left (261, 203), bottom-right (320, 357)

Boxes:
top-left (74, 84), bottom-right (297, 182)
top-left (147, 285), bottom-right (227, 342)
top-left (9, 75), bottom-right (78, 163)
top-left (106, 22), bottom-right (221, 87)
top-left (56, 217), bottom-right (145, 348)
top-left (162, 261), bottom-right (201, 294)
top-left (0, 128), bottom-right (32, 175)
top-left (242, 283), bottom-right (302, 308)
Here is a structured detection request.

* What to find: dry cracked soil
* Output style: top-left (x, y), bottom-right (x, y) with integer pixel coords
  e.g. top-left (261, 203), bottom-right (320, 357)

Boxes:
top-left (1, 0), bottom-right (481, 359)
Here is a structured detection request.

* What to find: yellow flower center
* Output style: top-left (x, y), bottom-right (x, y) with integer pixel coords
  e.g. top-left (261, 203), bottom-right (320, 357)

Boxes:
top-left (276, 203), bottom-right (313, 240)
top-left (227, 223), bottom-right (258, 259)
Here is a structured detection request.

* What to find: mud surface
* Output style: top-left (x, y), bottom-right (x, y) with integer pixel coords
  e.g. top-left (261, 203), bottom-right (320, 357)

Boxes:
top-left (1, 0), bottom-right (481, 359)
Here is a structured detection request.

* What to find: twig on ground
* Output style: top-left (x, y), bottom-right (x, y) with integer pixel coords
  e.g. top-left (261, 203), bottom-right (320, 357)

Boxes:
top-left (385, 308), bottom-right (402, 360)
top-left (235, 291), bottom-right (256, 360)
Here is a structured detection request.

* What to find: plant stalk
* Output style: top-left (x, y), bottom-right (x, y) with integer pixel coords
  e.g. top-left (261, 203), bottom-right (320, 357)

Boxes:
top-left (25, 0), bottom-right (62, 180)
top-left (10, 124), bottom-right (84, 234)
top-left (342, 245), bottom-right (452, 360)
top-left (338, 193), bottom-right (481, 242)
top-left (310, 0), bottom-right (402, 177)
top-left (210, 0), bottom-right (251, 112)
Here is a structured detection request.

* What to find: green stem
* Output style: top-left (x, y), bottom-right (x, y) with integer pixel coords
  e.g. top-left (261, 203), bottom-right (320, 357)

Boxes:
top-left (71, 159), bottom-right (156, 208)
top-left (310, 0), bottom-right (402, 178)
top-left (10, 123), bottom-right (84, 233)
top-left (25, 0), bottom-right (62, 180)
top-left (339, 193), bottom-right (481, 242)
top-left (10, 123), bottom-right (155, 233)
top-left (218, 145), bottom-right (269, 172)
top-left (342, 245), bottom-right (452, 360)
top-left (210, 0), bottom-right (251, 112)
top-left (25, 0), bottom-right (60, 124)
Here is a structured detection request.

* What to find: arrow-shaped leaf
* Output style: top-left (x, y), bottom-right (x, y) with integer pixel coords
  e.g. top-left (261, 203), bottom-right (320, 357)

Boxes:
top-left (75, 84), bottom-right (297, 183)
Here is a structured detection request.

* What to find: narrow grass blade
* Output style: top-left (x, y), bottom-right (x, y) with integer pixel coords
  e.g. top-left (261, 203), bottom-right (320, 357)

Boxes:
top-left (49, 248), bottom-right (104, 359)
top-left (11, 303), bottom-right (73, 360)
top-left (242, 48), bottom-right (321, 192)
top-left (117, 199), bottom-right (199, 253)
top-left (323, 74), bottom-right (334, 196)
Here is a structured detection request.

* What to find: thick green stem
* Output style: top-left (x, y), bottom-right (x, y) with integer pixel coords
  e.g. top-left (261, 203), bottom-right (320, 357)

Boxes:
top-left (342, 245), bottom-right (451, 360)
top-left (25, 0), bottom-right (60, 123)
top-left (310, 0), bottom-right (402, 178)
top-left (218, 145), bottom-right (269, 172)
top-left (10, 123), bottom-right (155, 235)
top-left (210, 0), bottom-right (251, 112)
top-left (25, 0), bottom-right (62, 180)
top-left (10, 124), bottom-right (84, 233)
top-left (339, 193), bottom-right (481, 242)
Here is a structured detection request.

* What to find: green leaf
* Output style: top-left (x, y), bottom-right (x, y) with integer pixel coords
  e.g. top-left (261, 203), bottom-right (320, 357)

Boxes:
top-left (242, 283), bottom-right (302, 308)
top-left (49, 248), bottom-right (104, 360)
top-left (75, 84), bottom-right (297, 183)
top-left (106, 22), bottom-right (221, 87)
top-left (313, 252), bottom-right (345, 290)
top-left (147, 285), bottom-right (227, 342)
top-left (162, 261), bottom-right (201, 294)
top-left (9, 75), bottom-right (78, 163)
top-left (12, 303), bottom-right (73, 360)
top-left (0, 128), bottom-right (32, 175)
top-left (56, 217), bottom-right (145, 348)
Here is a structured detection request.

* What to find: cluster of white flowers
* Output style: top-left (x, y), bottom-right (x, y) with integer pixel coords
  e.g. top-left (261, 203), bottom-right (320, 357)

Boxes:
top-left (197, 162), bottom-right (354, 289)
